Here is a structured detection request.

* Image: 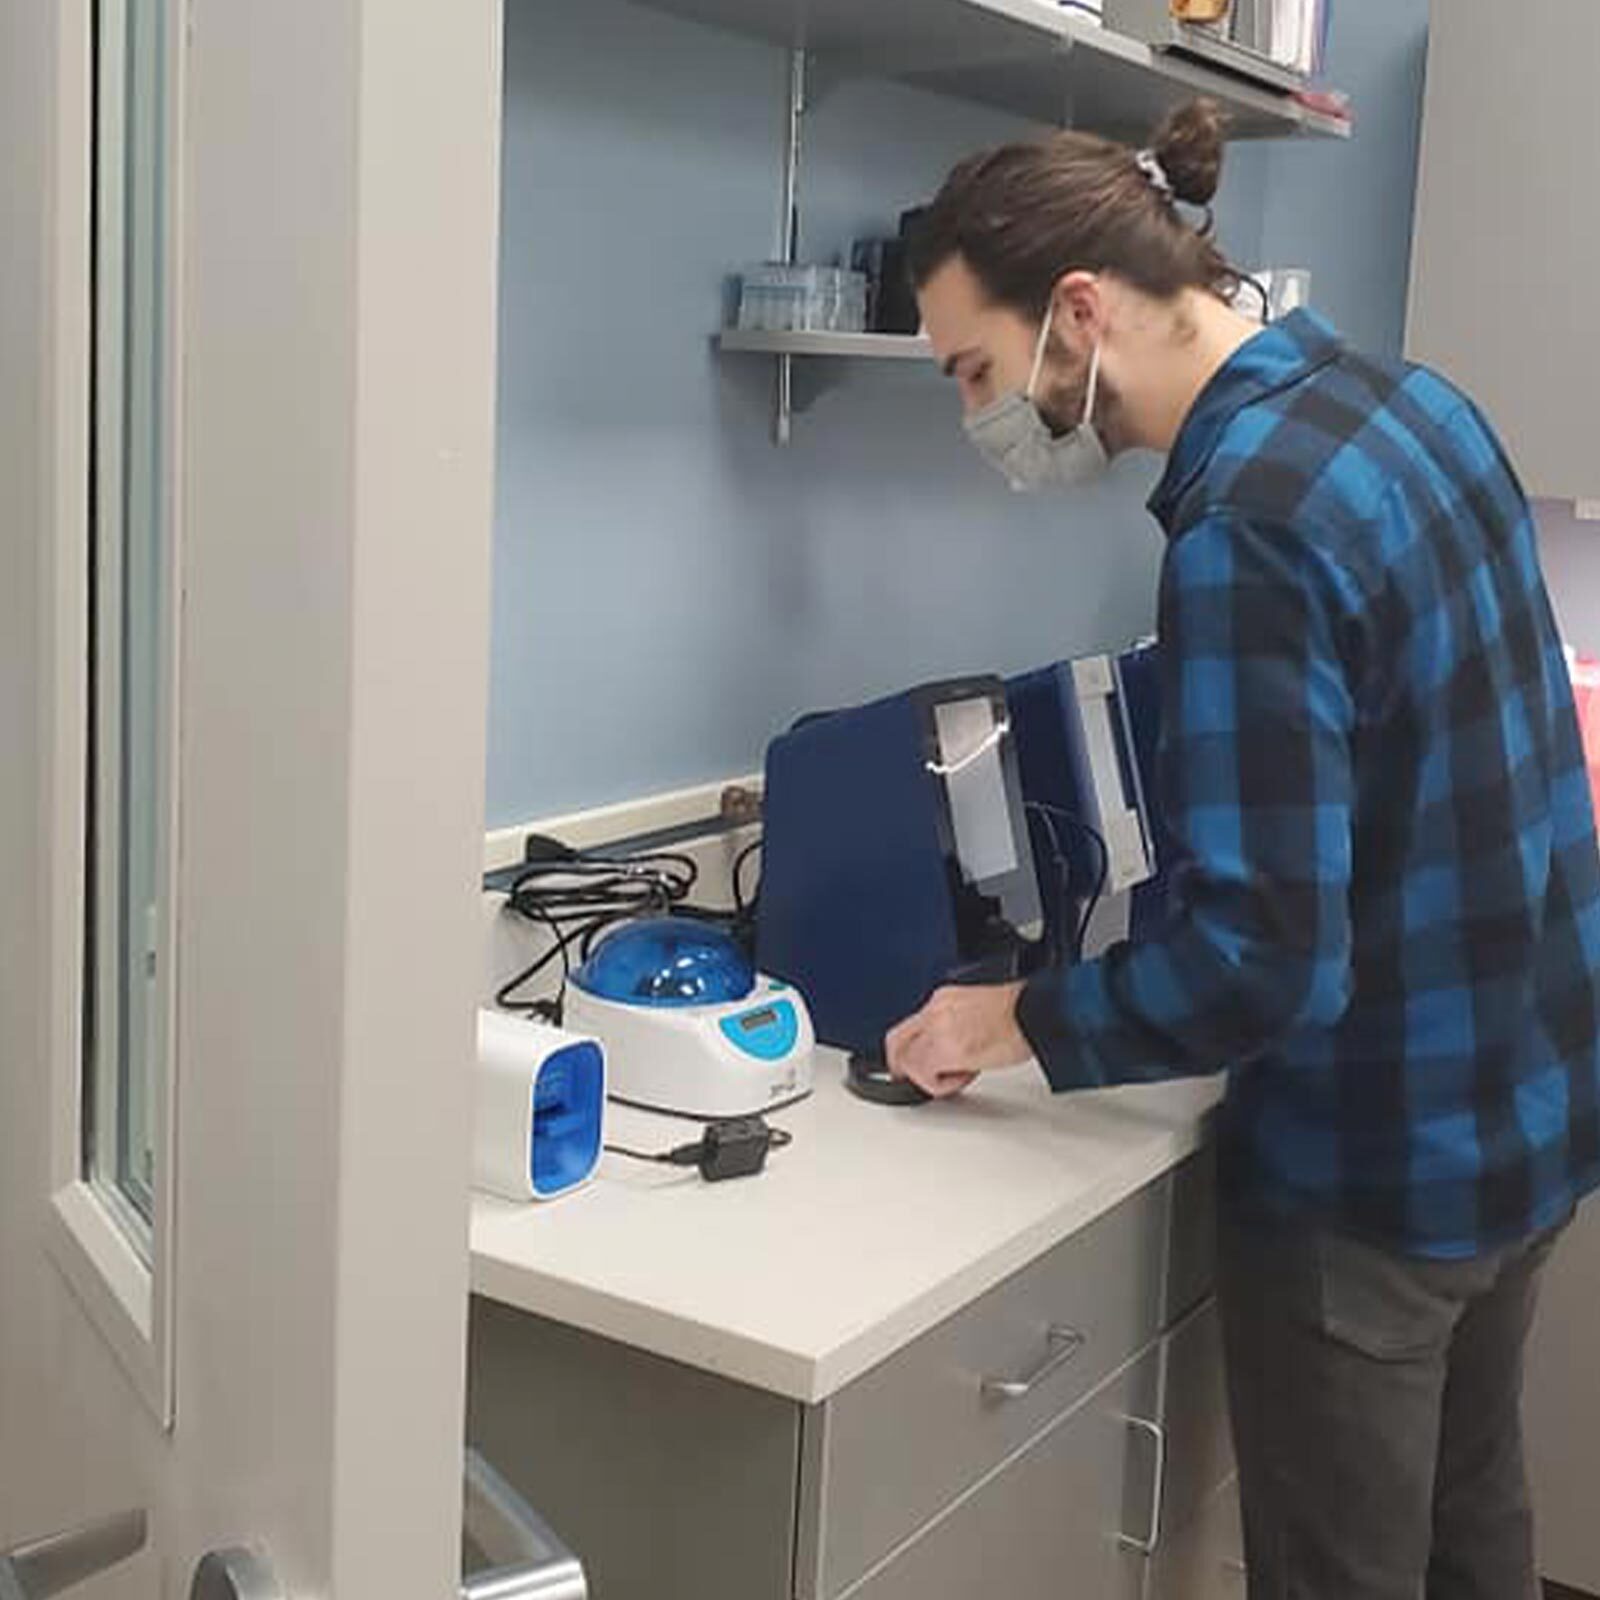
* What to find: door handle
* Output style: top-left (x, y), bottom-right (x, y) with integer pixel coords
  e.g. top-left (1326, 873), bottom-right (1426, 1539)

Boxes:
top-left (980, 1324), bottom-right (1086, 1402)
top-left (1117, 1414), bottom-right (1167, 1556)
top-left (463, 1450), bottom-right (588, 1600)
top-left (190, 1548), bottom-right (283, 1600)
top-left (0, 1460), bottom-right (585, 1600)
top-left (0, 1510), bottom-right (146, 1600)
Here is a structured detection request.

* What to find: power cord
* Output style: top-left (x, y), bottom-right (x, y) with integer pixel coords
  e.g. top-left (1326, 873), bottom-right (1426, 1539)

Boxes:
top-left (496, 834), bottom-right (762, 1021)
top-left (606, 1117), bottom-right (793, 1183)
top-left (732, 838), bottom-right (763, 917)
top-left (1025, 803), bottom-right (1109, 963)
top-left (496, 837), bottom-right (700, 1020)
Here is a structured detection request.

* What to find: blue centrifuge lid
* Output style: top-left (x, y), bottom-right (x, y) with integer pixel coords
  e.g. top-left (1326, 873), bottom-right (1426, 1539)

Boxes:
top-left (571, 917), bottom-right (756, 1008)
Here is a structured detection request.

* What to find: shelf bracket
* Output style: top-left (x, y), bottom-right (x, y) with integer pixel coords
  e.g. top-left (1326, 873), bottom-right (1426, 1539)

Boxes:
top-left (801, 56), bottom-right (849, 108)
top-left (787, 362), bottom-right (843, 418)
top-left (773, 46), bottom-right (807, 446)
top-left (1056, 33), bottom-right (1078, 128)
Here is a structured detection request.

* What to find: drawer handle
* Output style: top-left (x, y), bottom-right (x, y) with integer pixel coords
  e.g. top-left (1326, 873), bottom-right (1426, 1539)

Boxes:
top-left (1116, 1414), bottom-right (1167, 1557)
top-left (980, 1325), bottom-right (1086, 1401)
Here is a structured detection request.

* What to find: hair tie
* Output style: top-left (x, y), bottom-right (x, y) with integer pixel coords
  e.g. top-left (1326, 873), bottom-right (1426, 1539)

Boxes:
top-left (1135, 148), bottom-right (1174, 200)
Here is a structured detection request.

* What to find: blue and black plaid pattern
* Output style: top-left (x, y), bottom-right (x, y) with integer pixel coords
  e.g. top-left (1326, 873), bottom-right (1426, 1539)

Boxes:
top-left (1017, 311), bottom-right (1600, 1256)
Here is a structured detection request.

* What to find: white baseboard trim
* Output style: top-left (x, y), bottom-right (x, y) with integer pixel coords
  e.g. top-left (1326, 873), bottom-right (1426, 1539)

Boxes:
top-left (483, 773), bottom-right (763, 874)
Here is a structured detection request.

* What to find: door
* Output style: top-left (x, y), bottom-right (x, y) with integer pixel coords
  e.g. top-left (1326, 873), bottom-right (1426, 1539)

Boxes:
top-left (0, 3), bottom-right (502, 1596)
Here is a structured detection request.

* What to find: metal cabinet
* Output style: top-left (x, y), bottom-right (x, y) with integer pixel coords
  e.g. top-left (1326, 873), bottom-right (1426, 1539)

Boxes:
top-left (467, 1154), bottom-right (1230, 1600)
top-left (1407, 0), bottom-right (1600, 501)
top-left (468, 1303), bottom-right (804, 1600)
top-left (838, 1298), bottom-right (1243, 1600)
top-left (845, 1345), bottom-right (1162, 1600)
top-left (1127, 1297), bottom-right (1242, 1600)
top-left (1147, 1479), bottom-right (1247, 1600)
top-left (1154, 1300), bottom-right (1234, 1542)
top-left (795, 1180), bottom-right (1171, 1598)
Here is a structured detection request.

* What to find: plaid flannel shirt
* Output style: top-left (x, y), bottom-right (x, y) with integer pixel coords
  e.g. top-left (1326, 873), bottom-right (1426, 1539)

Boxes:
top-left (1016, 311), bottom-right (1600, 1256)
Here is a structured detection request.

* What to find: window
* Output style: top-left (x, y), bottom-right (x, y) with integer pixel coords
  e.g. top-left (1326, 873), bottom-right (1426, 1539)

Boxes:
top-left (84, 0), bottom-right (173, 1257)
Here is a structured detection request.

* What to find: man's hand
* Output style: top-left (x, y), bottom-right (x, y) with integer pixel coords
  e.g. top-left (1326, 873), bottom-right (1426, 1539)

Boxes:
top-left (884, 980), bottom-right (1033, 1100)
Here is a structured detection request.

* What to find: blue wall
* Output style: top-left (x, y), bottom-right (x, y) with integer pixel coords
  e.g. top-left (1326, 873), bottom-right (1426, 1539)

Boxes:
top-left (487, 0), bottom-right (1427, 826)
top-left (1257, 0), bottom-right (1429, 355)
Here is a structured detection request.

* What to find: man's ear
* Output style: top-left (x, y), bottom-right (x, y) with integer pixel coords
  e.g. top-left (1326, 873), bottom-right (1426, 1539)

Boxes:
top-left (1049, 270), bottom-right (1105, 350)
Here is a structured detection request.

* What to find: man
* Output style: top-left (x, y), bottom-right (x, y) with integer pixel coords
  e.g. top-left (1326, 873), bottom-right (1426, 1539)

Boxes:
top-left (885, 99), bottom-right (1600, 1600)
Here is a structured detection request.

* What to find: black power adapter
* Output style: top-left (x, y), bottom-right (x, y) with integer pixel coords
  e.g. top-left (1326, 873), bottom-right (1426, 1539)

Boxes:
top-left (606, 1116), bottom-right (793, 1183)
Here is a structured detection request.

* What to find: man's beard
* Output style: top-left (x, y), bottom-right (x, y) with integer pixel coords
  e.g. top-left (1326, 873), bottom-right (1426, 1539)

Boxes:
top-left (1036, 350), bottom-right (1121, 454)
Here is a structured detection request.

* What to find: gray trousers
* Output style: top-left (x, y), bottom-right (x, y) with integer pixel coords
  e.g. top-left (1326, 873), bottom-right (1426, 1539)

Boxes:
top-left (1217, 1211), bottom-right (1569, 1600)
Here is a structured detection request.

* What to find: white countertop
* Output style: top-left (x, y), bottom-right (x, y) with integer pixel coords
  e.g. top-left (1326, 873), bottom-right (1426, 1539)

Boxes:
top-left (469, 1051), bottom-right (1223, 1404)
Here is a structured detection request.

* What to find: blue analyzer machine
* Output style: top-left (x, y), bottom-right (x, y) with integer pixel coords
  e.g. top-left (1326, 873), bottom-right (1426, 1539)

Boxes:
top-left (755, 653), bottom-right (1172, 1105)
top-left (757, 676), bottom-right (1045, 1099)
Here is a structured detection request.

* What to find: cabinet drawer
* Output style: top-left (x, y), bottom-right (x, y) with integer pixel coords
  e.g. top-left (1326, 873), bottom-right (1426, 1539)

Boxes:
top-left (800, 1177), bottom-right (1171, 1598)
top-left (842, 1345), bottom-right (1162, 1600)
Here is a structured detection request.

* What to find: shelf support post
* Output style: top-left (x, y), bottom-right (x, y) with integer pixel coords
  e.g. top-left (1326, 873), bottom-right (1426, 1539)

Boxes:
top-left (774, 46), bottom-right (807, 446)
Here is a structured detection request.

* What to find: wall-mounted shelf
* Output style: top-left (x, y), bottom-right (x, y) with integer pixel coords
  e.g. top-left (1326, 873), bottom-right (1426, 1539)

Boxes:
top-left (702, 0), bottom-right (1349, 443)
top-left (627, 0), bottom-right (1349, 140)
top-left (716, 331), bottom-right (937, 440)
top-left (718, 330), bottom-right (934, 361)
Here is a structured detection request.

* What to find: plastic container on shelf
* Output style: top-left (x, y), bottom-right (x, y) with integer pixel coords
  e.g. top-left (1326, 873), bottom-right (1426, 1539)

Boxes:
top-left (736, 264), bottom-right (868, 335)
top-left (735, 263), bottom-right (803, 333)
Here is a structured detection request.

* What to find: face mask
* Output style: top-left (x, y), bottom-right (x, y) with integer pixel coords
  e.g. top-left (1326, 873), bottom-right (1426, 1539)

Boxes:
top-left (964, 305), bottom-right (1108, 493)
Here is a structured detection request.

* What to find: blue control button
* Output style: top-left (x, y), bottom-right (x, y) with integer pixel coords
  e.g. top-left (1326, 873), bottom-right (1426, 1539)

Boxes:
top-left (720, 999), bottom-right (799, 1063)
